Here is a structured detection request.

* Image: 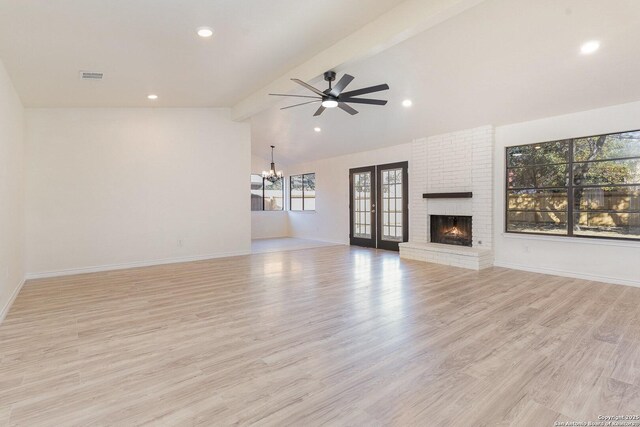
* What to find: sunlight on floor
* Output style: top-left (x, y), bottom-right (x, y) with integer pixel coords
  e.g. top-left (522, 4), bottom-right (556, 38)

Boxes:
top-left (251, 237), bottom-right (342, 254)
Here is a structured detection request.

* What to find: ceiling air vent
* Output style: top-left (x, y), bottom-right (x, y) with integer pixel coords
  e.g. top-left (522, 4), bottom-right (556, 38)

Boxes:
top-left (79, 71), bottom-right (104, 80)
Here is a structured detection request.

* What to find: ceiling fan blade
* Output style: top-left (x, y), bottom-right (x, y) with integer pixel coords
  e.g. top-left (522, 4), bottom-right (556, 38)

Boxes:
top-left (291, 79), bottom-right (326, 97)
top-left (313, 105), bottom-right (326, 116)
top-left (329, 74), bottom-right (354, 97)
top-left (280, 100), bottom-right (321, 110)
top-left (269, 93), bottom-right (322, 99)
top-left (338, 103), bottom-right (359, 115)
top-left (340, 98), bottom-right (387, 106)
top-left (340, 83), bottom-right (389, 98)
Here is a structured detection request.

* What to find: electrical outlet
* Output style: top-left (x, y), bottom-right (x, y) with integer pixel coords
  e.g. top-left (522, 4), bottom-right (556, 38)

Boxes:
top-left (523, 245), bottom-right (530, 253)
top-left (177, 239), bottom-right (183, 248)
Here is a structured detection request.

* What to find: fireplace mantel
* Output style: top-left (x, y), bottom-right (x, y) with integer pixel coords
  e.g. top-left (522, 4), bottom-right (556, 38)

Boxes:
top-left (423, 192), bottom-right (472, 199)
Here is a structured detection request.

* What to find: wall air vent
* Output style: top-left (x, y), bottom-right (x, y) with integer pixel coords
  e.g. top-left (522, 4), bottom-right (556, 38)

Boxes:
top-left (79, 71), bottom-right (104, 80)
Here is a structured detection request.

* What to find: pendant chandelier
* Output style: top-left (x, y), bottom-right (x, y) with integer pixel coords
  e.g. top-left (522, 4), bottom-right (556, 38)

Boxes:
top-left (262, 145), bottom-right (283, 183)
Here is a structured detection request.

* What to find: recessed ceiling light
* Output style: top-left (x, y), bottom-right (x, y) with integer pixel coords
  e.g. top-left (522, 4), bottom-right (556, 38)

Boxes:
top-left (402, 99), bottom-right (413, 107)
top-left (321, 99), bottom-right (338, 108)
top-left (580, 40), bottom-right (600, 55)
top-left (197, 27), bottom-right (214, 38)
top-left (147, 94), bottom-right (158, 100)
top-left (314, 127), bottom-right (321, 132)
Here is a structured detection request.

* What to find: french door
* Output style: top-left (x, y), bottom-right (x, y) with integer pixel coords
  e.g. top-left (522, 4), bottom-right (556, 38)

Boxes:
top-left (349, 161), bottom-right (408, 251)
top-left (349, 166), bottom-right (376, 248)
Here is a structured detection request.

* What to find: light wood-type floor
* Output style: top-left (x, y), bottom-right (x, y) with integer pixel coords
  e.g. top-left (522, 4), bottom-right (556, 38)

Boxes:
top-left (251, 237), bottom-right (340, 254)
top-left (1, 246), bottom-right (640, 426)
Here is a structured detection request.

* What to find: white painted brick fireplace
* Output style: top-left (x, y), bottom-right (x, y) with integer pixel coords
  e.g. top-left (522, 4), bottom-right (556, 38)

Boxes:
top-left (400, 125), bottom-right (494, 270)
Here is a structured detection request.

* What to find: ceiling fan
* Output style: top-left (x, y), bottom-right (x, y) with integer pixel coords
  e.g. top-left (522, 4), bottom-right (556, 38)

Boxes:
top-left (269, 71), bottom-right (389, 116)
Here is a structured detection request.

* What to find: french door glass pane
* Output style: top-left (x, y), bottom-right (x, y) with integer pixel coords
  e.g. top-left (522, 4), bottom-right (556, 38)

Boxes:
top-left (353, 172), bottom-right (371, 238)
top-left (381, 168), bottom-right (403, 241)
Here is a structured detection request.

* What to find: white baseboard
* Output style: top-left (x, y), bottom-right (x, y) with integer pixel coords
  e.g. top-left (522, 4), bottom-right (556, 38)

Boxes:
top-left (305, 238), bottom-right (347, 246)
top-left (493, 261), bottom-right (640, 288)
top-left (287, 236), bottom-right (348, 246)
top-left (24, 250), bottom-right (251, 281)
top-left (0, 277), bottom-right (26, 324)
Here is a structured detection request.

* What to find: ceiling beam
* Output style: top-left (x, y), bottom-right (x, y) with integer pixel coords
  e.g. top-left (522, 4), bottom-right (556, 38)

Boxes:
top-left (231, 0), bottom-right (485, 121)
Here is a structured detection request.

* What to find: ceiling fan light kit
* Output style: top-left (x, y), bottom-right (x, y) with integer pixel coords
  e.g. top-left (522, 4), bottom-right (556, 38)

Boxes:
top-left (269, 71), bottom-right (389, 116)
top-left (321, 99), bottom-right (338, 108)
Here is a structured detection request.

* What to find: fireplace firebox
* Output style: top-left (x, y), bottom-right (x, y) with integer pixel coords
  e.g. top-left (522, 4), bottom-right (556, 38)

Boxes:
top-left (430, 215), bottom-right (472, 247)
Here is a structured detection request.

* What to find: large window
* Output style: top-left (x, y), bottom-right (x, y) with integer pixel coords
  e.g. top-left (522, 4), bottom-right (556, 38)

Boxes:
top-left (506, 130), bottom-right (640, 240)
top-left (290, 173), bottom-right (316, 211)
top-left (251, 174), bottom-right (284, 211)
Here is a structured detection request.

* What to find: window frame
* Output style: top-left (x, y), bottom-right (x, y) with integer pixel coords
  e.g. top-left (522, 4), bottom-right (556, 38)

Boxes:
top-left (505, 129), bottom-right (640, 242)
top-left (251, 174), bottom-right (284, 211)
top-left (289, 172), bottom-right (316, 211)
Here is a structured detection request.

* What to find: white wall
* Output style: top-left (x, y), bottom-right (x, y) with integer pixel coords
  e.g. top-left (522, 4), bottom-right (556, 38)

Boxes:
top-left (286, 143), bottom-right (411, 244)
top-left (250, 154), bottom-right (289, 239)
top-left (0, 59), bottom-right (25, 320)
top-left (251, 212), bottom-right (289, 239)
top-left (494, 101), bottom-right (640, 287)
top-left (25, 108), bottom-right (251, 277)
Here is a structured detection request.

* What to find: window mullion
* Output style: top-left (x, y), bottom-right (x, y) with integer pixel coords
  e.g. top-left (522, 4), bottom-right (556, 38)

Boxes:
top-left (568, 139), bottom-right (574, 236)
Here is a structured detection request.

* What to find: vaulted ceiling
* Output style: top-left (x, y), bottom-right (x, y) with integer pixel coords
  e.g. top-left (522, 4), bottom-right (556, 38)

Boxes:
top-left (0, 0), bottom-right (404, 107)
top-left (251, 0), bottom-right (640, 163)
top-left (1, 0), bottom-right (639, 164)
